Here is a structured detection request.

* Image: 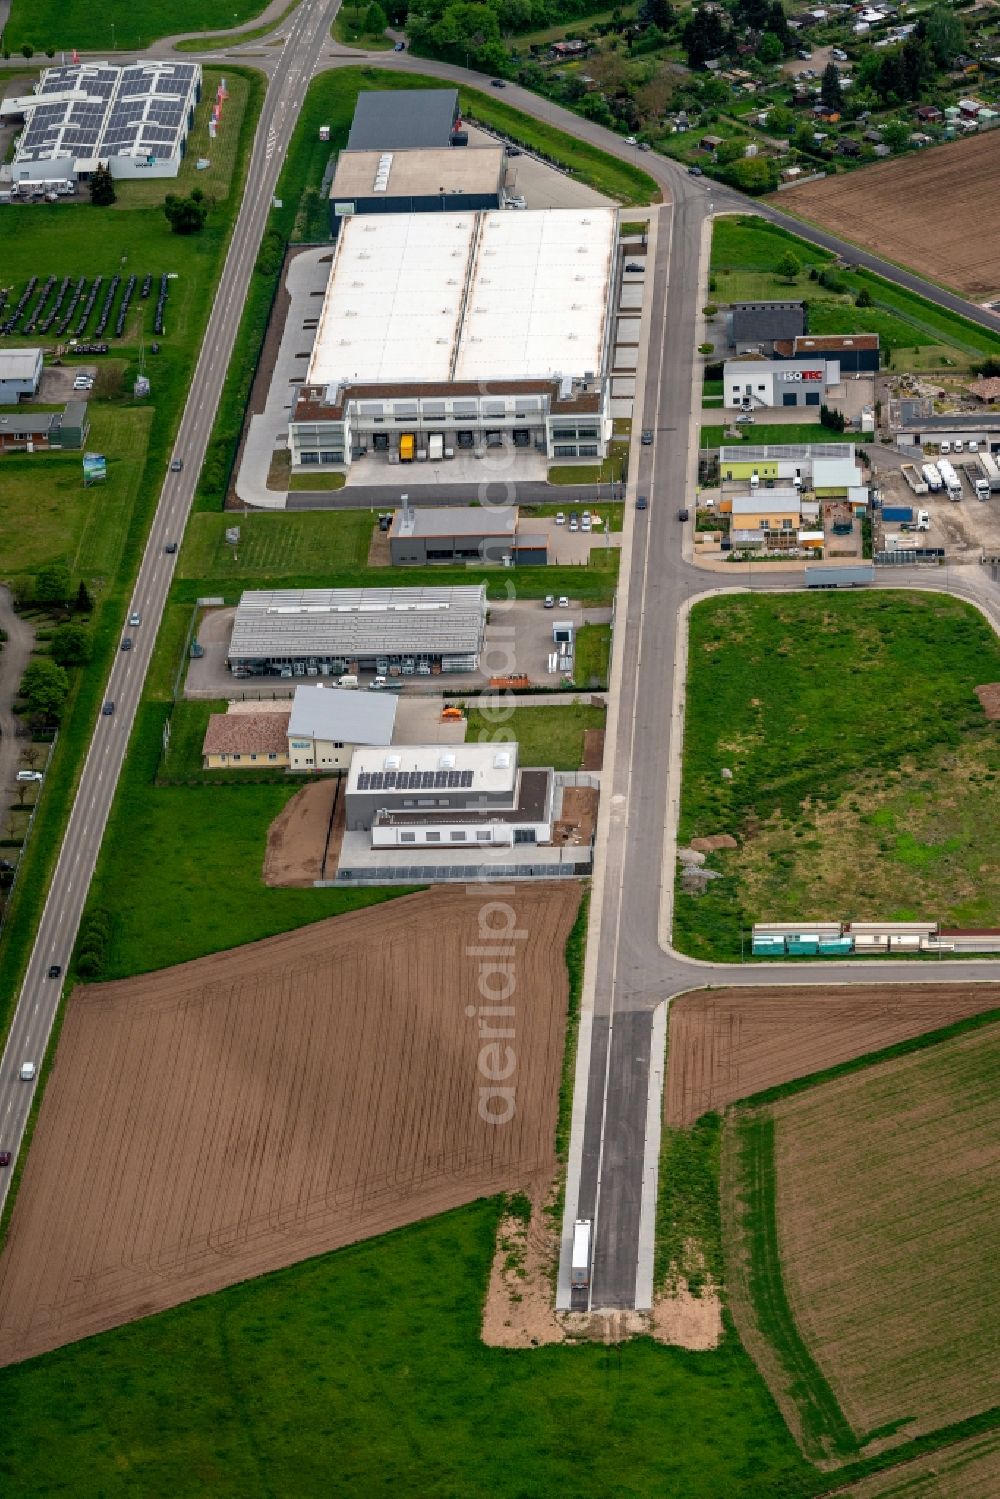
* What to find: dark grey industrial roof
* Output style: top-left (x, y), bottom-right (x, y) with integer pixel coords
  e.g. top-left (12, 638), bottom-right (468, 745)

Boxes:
top-left (288, 685), bottom-right (397, 745)
top-left (730, 301), bottom-right (806, 345)
top-left (898, 412), bottom-right (1000, 431)
top-left (229, 585), bottom-right (487, 661)
top-left (393, 506), bottom-right (516, 540)
top-left (346, 89), bottom-right (459, 151)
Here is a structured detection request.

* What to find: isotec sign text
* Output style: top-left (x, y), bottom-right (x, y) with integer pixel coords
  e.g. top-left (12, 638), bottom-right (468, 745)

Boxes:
top-left (778, 368), bottom-right (824, 382)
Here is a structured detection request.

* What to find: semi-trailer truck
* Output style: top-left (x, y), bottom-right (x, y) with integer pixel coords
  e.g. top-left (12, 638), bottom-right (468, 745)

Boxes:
top-left (937, 458), bottom-right (961, 499)
top-left (805, 564), bottom-right (875, 588)
top-left (977, 452), bottom-right (1000, 492)
top-left (571, 1219), bottom-right (592, 1291)
top-left (921, 463), bottom-right (942, 493)
top-left (428, 433), bottom-right (444, 462)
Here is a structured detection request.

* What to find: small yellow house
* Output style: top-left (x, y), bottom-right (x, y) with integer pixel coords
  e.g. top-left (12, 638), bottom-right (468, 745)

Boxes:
top-left (731, 490), bottom-right (801, 532)
top-left (202, 711), bottom-right (290, 770)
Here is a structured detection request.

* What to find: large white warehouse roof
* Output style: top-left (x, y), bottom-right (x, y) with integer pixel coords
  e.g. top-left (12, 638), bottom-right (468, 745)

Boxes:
top-left (305, 207), bottom-right (616, 392)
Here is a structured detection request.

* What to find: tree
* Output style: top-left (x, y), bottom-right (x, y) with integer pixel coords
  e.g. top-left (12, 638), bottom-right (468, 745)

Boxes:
top-left (90, 164), bottom-right (116, 207)
top-left (923, 3), bottom-right (964, 70)
top-left (363, 0), bottom-right (388, 32)
top-left (34, 560), bottom-right (72, 607)
top-left (20, 658), bottom-right (69, 723)
top-left (820, 403), bottom-right (846, 432)
top-left (776, 249), bottom-right (801, 282)
top-left (820, 62), bottom-right (843, 112)
top-left (164, 187), bottom-right (208, 235)
top-left (681, 6), bottom-right (728, 69)
top-left (74, 580), bottom-right (94, 614)
top-left (721, 156), bottom-right (779, 194)
top-left (855, 286), bottom-right (873, 308)
top-left (883, 119), bottom-right (911, 153)
top-left (20, 43), bottom-right (33, 58)
top-left (51, 622), bottom-right (92, 667)
top-left (639, 0), bottom-right (673, 29)
top-left (758, 32), bottom-right (783, 66)
top-left (715, 137), bottom-right (747, 165)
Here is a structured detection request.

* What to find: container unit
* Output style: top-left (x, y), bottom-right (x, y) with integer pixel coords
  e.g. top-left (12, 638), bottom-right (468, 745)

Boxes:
top-left (881, 505), bottom-right (913, 523)
top-left (804, 565), bottom-right (875, 588)
top-left (900, 463), bottom-right (928, 495)
top-left (571, 1220), bottom-right (592, 1290)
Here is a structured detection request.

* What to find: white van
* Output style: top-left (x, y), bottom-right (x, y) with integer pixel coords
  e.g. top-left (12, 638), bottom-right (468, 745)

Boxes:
top-left (939, 440), bottom-right (951, 455)
top-left (338, 674), bottom-right (358, 689)
top-left (16, 770), bottom-right (42, 783)
top-left (953, 440), bottom-right (964, 454)
top-left (19, 1062), bottom-right (36, 1081)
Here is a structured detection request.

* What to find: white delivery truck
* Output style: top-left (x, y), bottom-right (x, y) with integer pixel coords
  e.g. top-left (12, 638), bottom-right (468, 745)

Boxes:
top-left (428, 433), bottom-right (444, 462)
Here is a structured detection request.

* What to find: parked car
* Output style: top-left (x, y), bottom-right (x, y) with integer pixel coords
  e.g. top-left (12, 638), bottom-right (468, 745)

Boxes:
top-left (490, 79), bottom-right (506, 88)
top-left (735, 412), bottom-right (755, 425)
top-left (569, 519), bottom-right (579, 532)
top-left (544, 594), bottom-right (555, 609)
top-left (625, 135), bottom-right (637, 145)
top-left (687, 165), bottom-right (703, 177)
top-left (554, 511), bottom-right (565, 525)
top-left (641, 429), bottom-right (653, 445)
top-left (102, 701), bottom-right (115, 715)
top-left (16, 769), bottom-right (42, 783)
top-left (625, 261), bottom-right (643, 272)
top-left (678, 507), bottom-right (690, 522)
top-left (557, 596), bottom-right (569, 608)
top-left (636, 494), bottom-right (648, 510)
top-left (638, 142), bottom-right (651, 151)
top-left (569, 511), bottom-right (579, 525)
top-left (393, 40), bottom-right (405, 50)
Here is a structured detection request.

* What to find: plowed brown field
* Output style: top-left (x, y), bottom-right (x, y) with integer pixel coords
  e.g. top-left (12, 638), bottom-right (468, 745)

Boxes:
top-left (777, 134), bottom-right (1000, 298)
top-left (0, 883), bottom-right (580, 1368)
top-left (665, 984), bottom-right (1000, 1126)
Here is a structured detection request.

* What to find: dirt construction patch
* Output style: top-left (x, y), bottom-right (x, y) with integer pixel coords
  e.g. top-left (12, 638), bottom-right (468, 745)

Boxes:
top-left (0, 883), bottom-right (580, 1368)
top-left (665, 983), bottom-right (1000, 1127)
top-left (263, 777), bottom-right (342, 885)
top-left (975, 683), bottom-right (1000, 721)
top-left (775, 133), bottom-right (1000, 299)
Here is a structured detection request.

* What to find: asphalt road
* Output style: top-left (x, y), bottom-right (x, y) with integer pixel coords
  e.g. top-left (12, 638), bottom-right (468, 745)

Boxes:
top-left (0, 0), bottom-right (341, 1207)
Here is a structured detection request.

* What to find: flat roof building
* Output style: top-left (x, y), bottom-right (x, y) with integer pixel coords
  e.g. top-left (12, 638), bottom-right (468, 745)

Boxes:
top-left (287, 684), bottom-right (397, 772)
top-left (345, 741), bottom-right (555, 849)
top-left (289, 207), bottom-right (618, 470)
top-left (0, 348), bottom-right (42, 404)
top-left (4, 61), bottom-right (201, 183)
top-left (227, 584), bottom-right (488, 678)
top-left (773, 332), bottom-right (879, 373)
top-left (347, 89), bottom-right (461, 151)
top-left (329, 146), bottom-right (504, 233)
top-left (388, 504), bottom-right (547, 567)
top-left (724, 356), bottom-right (836, 409)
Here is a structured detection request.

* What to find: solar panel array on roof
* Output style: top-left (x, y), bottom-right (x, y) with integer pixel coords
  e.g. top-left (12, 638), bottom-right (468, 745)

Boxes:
top-left (13, 61), bottom-right (200, 168)
top-left (356, 769), bottom-right (475, 792)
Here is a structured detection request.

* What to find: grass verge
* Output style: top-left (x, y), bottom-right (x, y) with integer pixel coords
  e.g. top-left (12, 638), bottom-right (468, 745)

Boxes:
top-left (464, 703), bottom-right (605, 771)
top-left (5, 0), bottom-right (268, 50)
top-left (175, 0), bottom-right (300, 49)
top-left (655, 1113), bottom-right (724, 1296)
top-left (572, 623), bottom-right (611, 689)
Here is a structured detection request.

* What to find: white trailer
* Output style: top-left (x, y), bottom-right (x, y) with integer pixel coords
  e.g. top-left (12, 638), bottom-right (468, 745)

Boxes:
top-left (900, 462), bottom-right (928, 496)
top-left (571, 1219), bottom-right (592, 1290)
top-left (977, 451), bottom-right (1000, 492)
top-left (921, 463), bottom-right (943, 493)
top-left (937, 458), bottom-right (962, 499)
top-left (428, 433), bottom-right (444, 462)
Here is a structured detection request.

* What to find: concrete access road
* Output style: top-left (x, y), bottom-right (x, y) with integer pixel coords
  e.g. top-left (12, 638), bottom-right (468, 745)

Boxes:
top-left (0, 0), bottom-right (342, 1208)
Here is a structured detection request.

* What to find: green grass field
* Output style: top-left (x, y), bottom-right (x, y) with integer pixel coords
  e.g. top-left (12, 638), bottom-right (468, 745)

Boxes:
top-left (700, 424), bottom-right (855, 449)
top-left (81, 704), bottom-right (404, 981)
top-left (173, 557), bottom-right (619, 603)
top-left (5, 0), bottom-right (268, 49)
top-left (710, 217), bottom-right (1000, 370)
top-left (674, 592), bottom-right (1000, 961)
top-left (331, 6), bottom-right (392, 47)
top-left (0, 1197), bottom-right (827, 1499)
top-left (465, 703), bottom-right (605, 771)
top-left (112, 71), bottom-right (250, 208)
top-left (175, 0), bottom-right (300, 49)
top-left (572, 623), bottom-right (611, 689)
top-left (179, 511), bottom-right (375, 579)
top-left (722, 1018), bottom-right (1000, 1465)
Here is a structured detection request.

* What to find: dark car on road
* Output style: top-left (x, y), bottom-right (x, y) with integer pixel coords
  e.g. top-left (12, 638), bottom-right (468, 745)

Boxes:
top-left (636, 494), bottom-right (648, 510)
top-left (48, 964), bottom-right (62, 979)
top-left (170, 457), bottom-right (183, 472)
top-left (688, 165), bottom-right (703, 177)
top-left (393, 40), bottom-right (405, 50)
top-left (0, 1153), bottom-right (11, 1168)
top-left (491, 78), bottom-right (506, 87)
top-left (678, 508), bottom-right (689, 522)
top-left (102, 701), bottom-right (115, 716)
top-left (165, 542), bottom-right (178, 553)
top-left (641, 429), bottom-right (653, 445)
top-left (121, 637), bottom-right (132, 651)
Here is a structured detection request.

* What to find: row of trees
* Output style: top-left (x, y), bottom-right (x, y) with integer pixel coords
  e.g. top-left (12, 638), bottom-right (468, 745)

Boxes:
top-left (18, 565), bottom-right (93, 727)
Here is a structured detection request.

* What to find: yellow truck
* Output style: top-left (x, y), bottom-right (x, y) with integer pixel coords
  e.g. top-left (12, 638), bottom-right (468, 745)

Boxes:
top-left (399, 433), bottom-right (414, 463)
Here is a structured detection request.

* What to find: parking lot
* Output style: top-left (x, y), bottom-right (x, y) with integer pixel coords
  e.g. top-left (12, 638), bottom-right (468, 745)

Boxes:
top-left (876, 450), bottom-right (1000, 559)
top-left (184, 597), bottom-right (613, 700)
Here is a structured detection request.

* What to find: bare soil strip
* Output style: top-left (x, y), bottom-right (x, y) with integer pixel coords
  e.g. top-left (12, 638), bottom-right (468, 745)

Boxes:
top-left (665, 984), bottom-right (1000, 1127)
top-left (0, 883), bottom-right (580, 1368)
